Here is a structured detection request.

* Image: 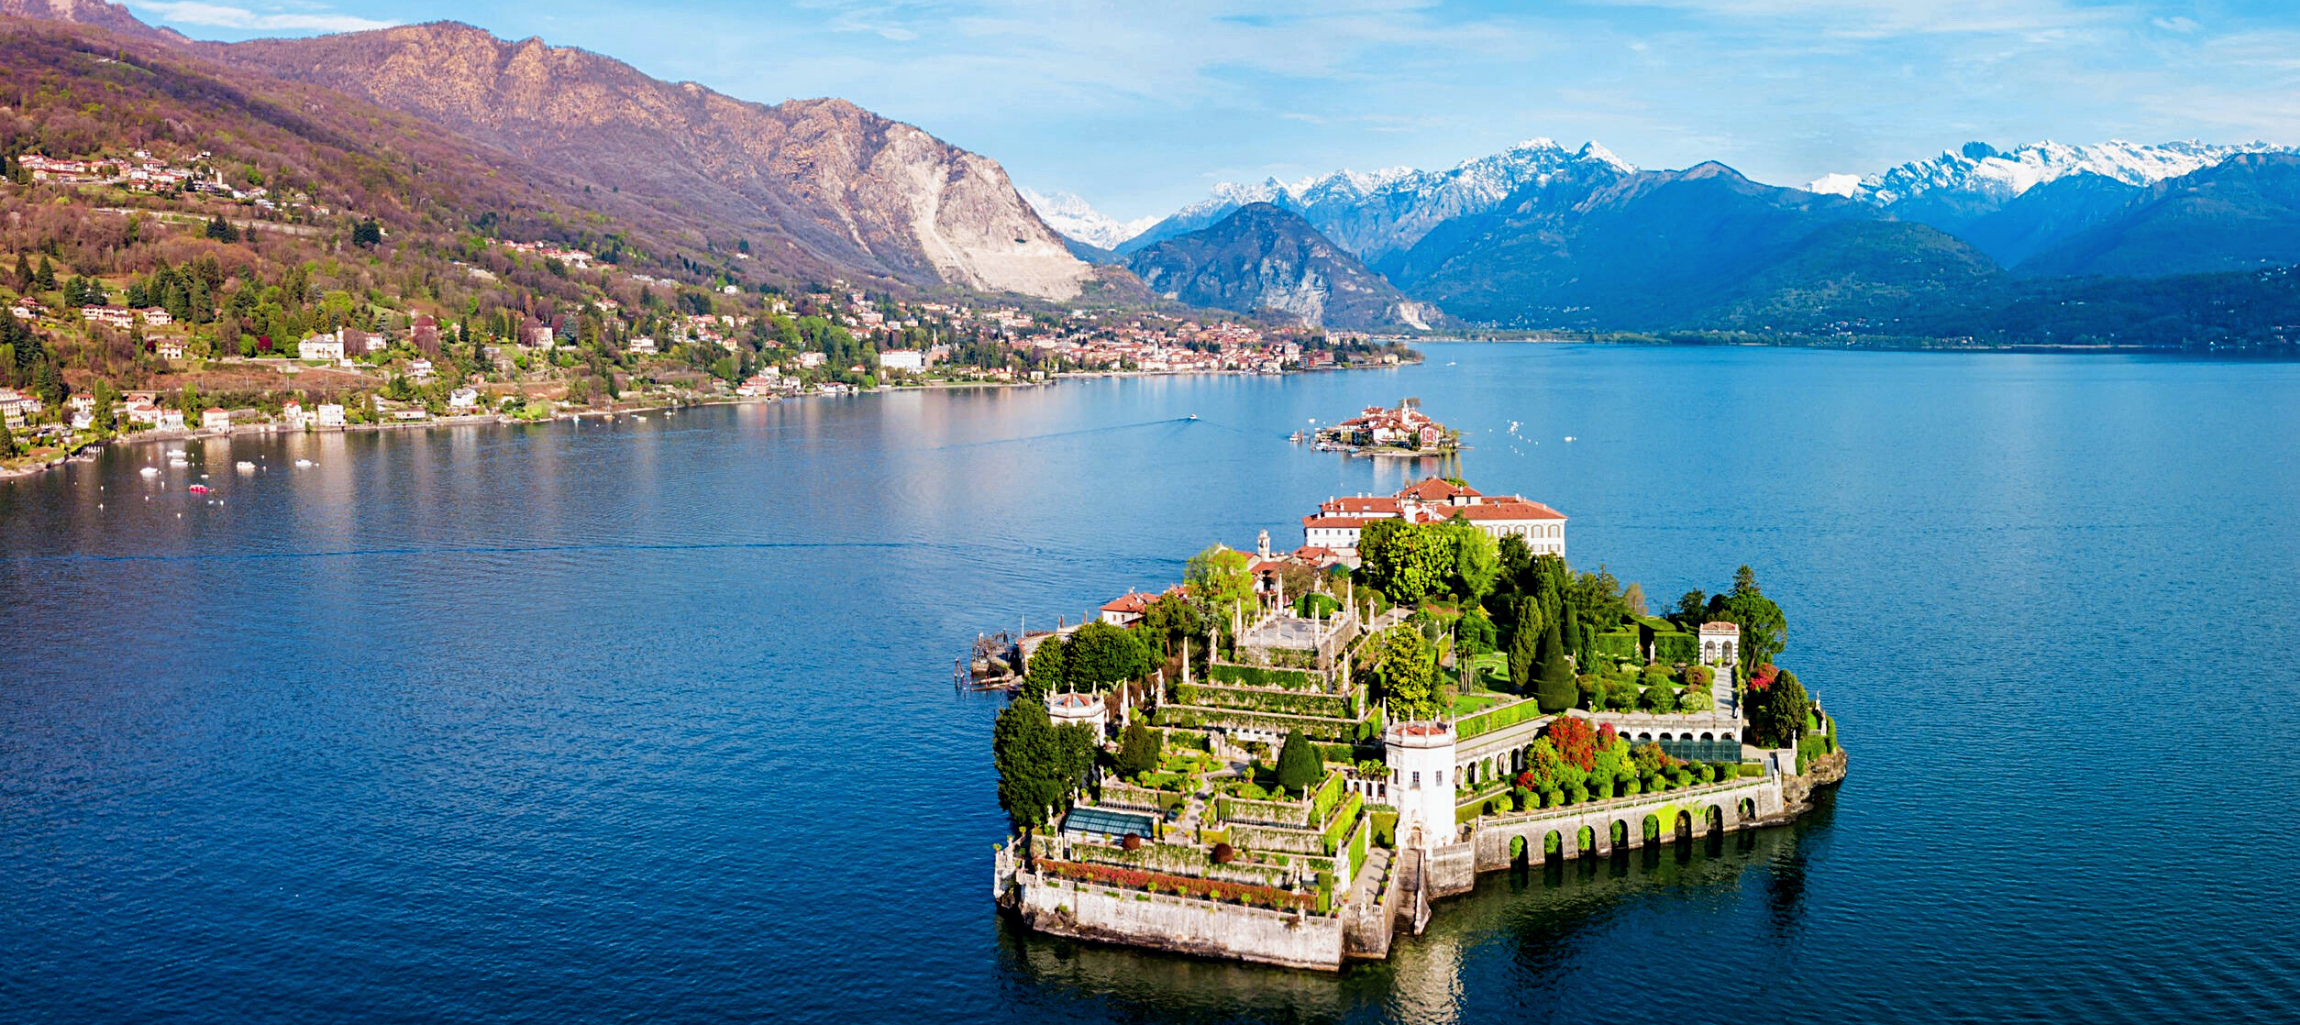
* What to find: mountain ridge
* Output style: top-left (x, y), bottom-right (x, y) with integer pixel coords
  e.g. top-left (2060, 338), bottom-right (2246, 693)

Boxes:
top-left (1124, 203), bottom-right (1441, 331)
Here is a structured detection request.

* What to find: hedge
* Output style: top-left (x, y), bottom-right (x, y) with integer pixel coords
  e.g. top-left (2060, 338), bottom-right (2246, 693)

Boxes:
top-left (1591, 629), bottom-right (1640, 661)
top-left (1174, 681), bottom-right (1352, 719)
top-left (1347, 815), bottom-right (1371, 884)
top-left (1372, 810), bottom-right (1399, 848)
top-left (1217, 795), bottom-right (1312, 828)
top-left (1319, 792), bottom-right (1364, 854)
top-left (1653, 632), bottom-right (1698, 665)
top-left (1311, 771), bottom-right (1347, 825)
top-left (1229, 822), bottom-right (1328, 855)
top-left (1207, 663), bottom-right (1322, 691)
top-left (1157, 705), bottom-right (1363, 742)
top-left (1456, 697), bottom-right (1545, 739)
top-left (1040, 860), bottom-right (1312, 912)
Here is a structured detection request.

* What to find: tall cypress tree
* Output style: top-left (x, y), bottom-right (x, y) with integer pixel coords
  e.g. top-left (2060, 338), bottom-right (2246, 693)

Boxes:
top-left (1507, 597), bottom-right (1542, 694)
top-left (1533, 617), bottom-right (1577, 713)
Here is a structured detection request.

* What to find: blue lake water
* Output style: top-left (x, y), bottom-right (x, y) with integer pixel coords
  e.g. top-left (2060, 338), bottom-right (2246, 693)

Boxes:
top-left (4, 342), bottom-right (2299, 1023)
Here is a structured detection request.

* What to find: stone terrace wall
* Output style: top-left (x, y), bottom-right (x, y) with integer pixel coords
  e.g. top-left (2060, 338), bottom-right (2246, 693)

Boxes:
top-left (1015, 871), bottom-right (1346, 971)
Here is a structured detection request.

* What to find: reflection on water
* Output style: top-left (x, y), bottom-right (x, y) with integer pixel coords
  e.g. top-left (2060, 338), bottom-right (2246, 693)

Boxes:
top-left (999, 793), bottom-right (1837, 1023)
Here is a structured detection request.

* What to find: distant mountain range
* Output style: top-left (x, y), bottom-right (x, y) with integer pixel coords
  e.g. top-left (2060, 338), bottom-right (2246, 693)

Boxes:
top-left (10, 0), bottom-right (2300, 345)
top-left (1027, 136), bottom-right (2300, 341)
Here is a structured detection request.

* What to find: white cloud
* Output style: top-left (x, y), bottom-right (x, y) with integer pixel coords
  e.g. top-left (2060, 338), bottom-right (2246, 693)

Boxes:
top-left (131, 1), bottom-right (396, 33)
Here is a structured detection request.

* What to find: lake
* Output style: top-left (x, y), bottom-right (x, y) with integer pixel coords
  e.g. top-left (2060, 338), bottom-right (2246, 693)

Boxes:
top-left (4, 342), bottom-right (2298, 1023)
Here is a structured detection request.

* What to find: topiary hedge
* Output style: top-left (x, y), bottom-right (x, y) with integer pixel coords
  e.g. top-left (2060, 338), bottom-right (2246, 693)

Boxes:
top-left (1456, 697), bottom-right (1544, 739)
top-left (1207, 663), bottom-right (1322, 691)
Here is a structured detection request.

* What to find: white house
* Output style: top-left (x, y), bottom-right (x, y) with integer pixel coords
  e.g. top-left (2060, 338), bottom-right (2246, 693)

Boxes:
top-left (201, 407), bottom-right (230, 430)
top-left (1098, 591), bottom-right (1157, 627)
top-left (448, 388), bottom-right (479, 410)
top-left (316, 403), bottom-right (346, 427)
top-left (627, 336), bottom-right (657, 355)
top-left (878, 349), bottom-right (926, 373)
top-left (298, 332), bottom-right (345, 362)
top-left (407, 359), bottom-right (435, 380)
top-left (154, 340), bottom-right (186, 361)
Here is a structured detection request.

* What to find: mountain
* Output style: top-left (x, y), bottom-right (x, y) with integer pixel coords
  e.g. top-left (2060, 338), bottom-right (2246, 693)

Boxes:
top-left (1700, 220), bottom-right (2005, 334)
top-left (193, 23), bottom-right (1093, 300)
top-left (1019, 188), bottom-right (1155, 251)
top-left (1120, 139), bottom-right (1632, 265)
top-left (1394, 161), bottom-right (1890, 327)
top-left (1123, 203), bottom-right (1441, 331)
top-left (1823, 139), bottom-right (2294, 210)
top-left (1955, 172), bottom-right (2143, 268)
top-left (2017, 153), bottom-right (2300, 278)
top-left (0, 0), bottom-right (169, 40)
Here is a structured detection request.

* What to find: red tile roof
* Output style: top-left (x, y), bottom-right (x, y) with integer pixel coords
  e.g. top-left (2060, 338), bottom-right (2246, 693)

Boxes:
top-left (1101, 591), bottom-right (1157, 614)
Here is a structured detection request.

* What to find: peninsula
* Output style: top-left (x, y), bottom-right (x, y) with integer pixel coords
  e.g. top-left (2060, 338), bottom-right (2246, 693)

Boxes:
top-left (989, 477), bottom-right (1845, 970)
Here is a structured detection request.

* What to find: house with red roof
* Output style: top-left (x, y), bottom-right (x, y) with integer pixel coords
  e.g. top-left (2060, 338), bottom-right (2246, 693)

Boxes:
top-left (1300, 477), bottom-right (1566, 561)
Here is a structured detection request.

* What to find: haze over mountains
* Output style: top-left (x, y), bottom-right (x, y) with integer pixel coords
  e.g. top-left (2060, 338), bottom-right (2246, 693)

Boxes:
top-left (7, 0), bottom-right (2300, 345)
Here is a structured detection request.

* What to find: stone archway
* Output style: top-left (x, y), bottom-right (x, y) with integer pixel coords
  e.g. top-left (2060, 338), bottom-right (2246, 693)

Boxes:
top-left (1544, 829), bottom-right (1563, 859)
top-left (1738, 797), bottom-right (1757, 822)
top-left (1609, 819), bottom-right (1629, 849)
top-left (1577, 825), bottom-right (1596, 855)
top-left (1705, 804), bottom-right (1726, 834)
top-left (1641, 813), bottom-right (1661, 842)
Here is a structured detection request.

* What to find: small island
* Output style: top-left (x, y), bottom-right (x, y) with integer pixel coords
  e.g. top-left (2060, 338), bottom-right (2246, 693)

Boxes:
top-left (988, 477), bottom-right (1845, 970)
top-left (1307, 399), bottom-right (1459, 455)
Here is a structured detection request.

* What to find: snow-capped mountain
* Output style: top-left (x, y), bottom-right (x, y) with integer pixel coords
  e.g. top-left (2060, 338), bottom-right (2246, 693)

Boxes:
top-left (1018, 188), bottom-right (1158, 251)
top-left (1120, 139), bottom-right (1634, 262)
top-left (1815, 140), bottom-right (2300, 207)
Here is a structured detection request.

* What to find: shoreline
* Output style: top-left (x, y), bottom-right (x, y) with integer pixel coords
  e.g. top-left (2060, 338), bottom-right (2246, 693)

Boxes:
top-left (0, 360), bottom-right (1413, 482)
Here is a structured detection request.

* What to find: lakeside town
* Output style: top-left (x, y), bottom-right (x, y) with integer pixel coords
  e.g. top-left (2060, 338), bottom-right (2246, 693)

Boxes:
top-left (986, 477), bottom-right (1845, 970)
top-left (1304, 399), bottom-right (1460, 455)
top-left (0, 141), bottom-right (1415, 478)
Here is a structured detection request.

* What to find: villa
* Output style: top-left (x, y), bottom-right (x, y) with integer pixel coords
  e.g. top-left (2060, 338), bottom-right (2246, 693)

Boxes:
top-left (1302, 478), bottom-right (1566, 560)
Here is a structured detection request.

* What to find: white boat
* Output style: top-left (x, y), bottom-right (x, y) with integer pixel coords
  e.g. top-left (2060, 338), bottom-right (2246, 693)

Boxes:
top-left (139, 466), bottom-right (160, 478)
top-left (236, 461), bottom-right (256, 473)
top-left (294, 459), bottom-right (313, 468)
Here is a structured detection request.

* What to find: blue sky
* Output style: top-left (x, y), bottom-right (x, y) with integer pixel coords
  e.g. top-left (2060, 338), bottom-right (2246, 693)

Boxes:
top-left (125, 1), bottom-right (2300, 220)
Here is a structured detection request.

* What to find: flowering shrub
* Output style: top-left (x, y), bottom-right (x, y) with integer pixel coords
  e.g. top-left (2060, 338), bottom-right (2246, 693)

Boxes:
top-left (1040, 860), bottom-right (1314, 911)
top-left (1749, 664), bottom-right (1779, 691)
top-left (1548, 716), bottom-right (1597, 770)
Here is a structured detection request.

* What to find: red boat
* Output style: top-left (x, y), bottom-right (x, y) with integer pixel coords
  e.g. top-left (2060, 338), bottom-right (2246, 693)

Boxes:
top-left (188, 484), bottom-right (210, 494)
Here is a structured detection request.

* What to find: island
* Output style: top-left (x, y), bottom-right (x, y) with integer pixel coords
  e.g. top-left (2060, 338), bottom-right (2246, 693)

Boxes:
top-left (1307, 400), bottom-right (1459, 455)
top-left (988, 477), bottom-right (1846, 970)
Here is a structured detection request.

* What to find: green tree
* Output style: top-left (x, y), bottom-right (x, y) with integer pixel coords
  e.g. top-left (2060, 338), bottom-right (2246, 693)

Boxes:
top-left (34, 256), bottom-right (55, 291)
top-left (1449, 518), bottom-right (1500, 603)
top-left (1275, 729), bottom-right (1321, 795)
top-left (1506, 597), bottom-right (1542, 693)
top-left (1363, 626), bottom-right (1437, 719)
top-left (1064, 620), bottom-right (1151, 691)
top-left (1532, 616), bottom-right (1577, 713)
top-left (1115, 721), bottom-right (1163, 780)
top-left (351, 218), bottom-right (383, 247)
top-left (0, 422), bottom-right (16, 457)
top-left (1750, 669), bottom-right (1812, 748)
top-left (1709, 566), bottom-right (1786, 671)
top-left (10, 253), bottom-right (28, 291)
top-left (1183, 544), bottom-right (1253, 622)
top-left (991, 697), bottom-right (1096, 828)
top-left (1023, 638), bottom-right (1067, 698)
top-left (204, 215), bottom-right (239, 243)
top-left (1359, 519), bottom-right (1450, 604)
top-left (1138, 592), bottom-right (1205, 659)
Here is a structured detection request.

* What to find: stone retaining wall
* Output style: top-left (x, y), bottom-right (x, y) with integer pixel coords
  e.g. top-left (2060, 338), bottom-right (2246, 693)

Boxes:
top-left (1014, 871), bottom-right (1346, 971)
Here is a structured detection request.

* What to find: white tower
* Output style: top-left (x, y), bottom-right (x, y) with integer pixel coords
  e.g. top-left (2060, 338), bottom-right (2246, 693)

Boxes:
top-left (1383, 720), bottom-right (1458, 852)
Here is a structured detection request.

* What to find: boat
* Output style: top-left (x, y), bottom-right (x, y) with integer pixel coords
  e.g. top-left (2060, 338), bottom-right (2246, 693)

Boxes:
top-left (294, 459), bottom-right (313, 468)
top-left (139, 467), bottom-right (160, 478)
top-left (236, 461), bottom-right (256, 473)
top-left (1186, 414), bottom-right (1199, 421)
top-left (188, 484), bottom-right (210, 494)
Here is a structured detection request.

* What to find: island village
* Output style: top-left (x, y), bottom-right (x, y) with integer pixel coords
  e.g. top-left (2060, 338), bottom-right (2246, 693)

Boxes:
top-left (988, 477), bottom-right (1845, 971)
